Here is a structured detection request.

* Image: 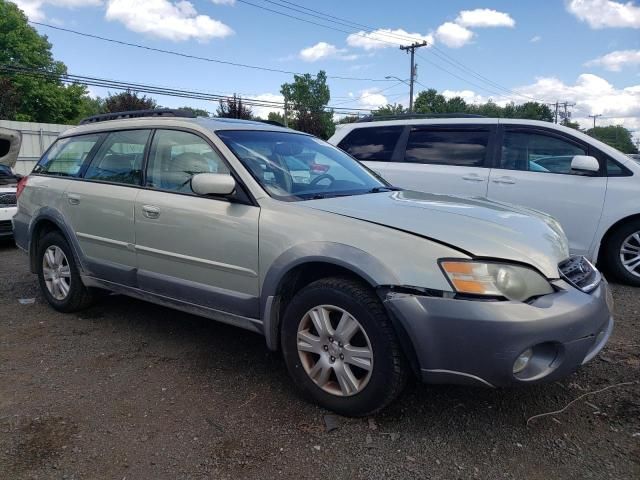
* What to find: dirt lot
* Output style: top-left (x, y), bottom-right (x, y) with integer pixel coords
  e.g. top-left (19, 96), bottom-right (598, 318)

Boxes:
top-left (0, 240), bottom-right (638, 480)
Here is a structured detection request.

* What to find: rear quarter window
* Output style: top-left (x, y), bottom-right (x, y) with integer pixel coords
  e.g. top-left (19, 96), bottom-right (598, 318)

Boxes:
top-left (337, 126), bottom-right (403, 161)
top-left (33, 134), bottom-right (102, 177)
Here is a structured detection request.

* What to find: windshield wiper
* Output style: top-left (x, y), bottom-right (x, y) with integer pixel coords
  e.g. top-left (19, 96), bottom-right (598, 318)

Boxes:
top-left (368, 186), bottom-right (401, 193)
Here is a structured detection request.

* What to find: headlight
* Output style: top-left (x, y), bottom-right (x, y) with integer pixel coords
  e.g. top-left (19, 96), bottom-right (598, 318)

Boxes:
top-left (440, 260), bottom-right (554, 301)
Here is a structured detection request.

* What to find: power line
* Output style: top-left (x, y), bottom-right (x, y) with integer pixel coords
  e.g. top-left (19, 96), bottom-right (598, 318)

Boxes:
top-left (0, 64), bottom-right (375, 114)
top-left (28, 21), bottom-right (393, 83)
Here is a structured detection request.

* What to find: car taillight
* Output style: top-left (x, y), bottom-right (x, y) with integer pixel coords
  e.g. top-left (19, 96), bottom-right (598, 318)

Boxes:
top-left (16, 175), bottom-right (28, 200)
top-left (310, 163), bottom-right (329, 174)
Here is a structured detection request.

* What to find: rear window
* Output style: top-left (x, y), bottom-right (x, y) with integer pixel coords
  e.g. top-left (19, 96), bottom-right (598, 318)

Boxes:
top-left (337, 126), bottom-right (403, 161)
top-left (404, 129), bottom-right (490, 167)
top-left (33, 134), bottom-right (102, 177)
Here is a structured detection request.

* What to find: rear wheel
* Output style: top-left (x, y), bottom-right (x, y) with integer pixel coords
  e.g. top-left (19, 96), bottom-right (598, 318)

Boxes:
top-left (281, 277), bottom-right (407, 416)
top-left (37, 231), bottom-right (94, 312)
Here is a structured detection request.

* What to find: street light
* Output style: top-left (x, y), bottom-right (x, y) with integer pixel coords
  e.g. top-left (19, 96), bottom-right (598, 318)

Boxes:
top-left (385, 76), bottom-right (410, 86)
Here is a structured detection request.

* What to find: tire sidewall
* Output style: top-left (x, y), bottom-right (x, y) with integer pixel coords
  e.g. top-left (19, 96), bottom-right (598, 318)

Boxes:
top-left (281, 281), bottom-right (400, 416)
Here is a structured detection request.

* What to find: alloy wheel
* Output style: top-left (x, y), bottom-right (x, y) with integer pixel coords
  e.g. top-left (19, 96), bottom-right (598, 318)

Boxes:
top-left (296, 305), bottom-right (373, 397)
top-left (42, 245), bottom-right (71, 300)
top-left (620, 231), bottom-right (640, 279)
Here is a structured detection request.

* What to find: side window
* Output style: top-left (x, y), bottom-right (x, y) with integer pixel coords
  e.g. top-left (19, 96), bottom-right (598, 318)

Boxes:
top-left (146, 130), bottom-right (229, 193)
top-left (501, 131), bottom-right (587, 174)
top-left (33, 134), bottom-right (102, 177)
top-left (337, 126), bottom-right (403, 161)
top-left (605, 157), bottom-right (630, 177)
top-left (84, 130), bottom-right (150, 185)
top-left (404, 129), bottom-right (490, 166)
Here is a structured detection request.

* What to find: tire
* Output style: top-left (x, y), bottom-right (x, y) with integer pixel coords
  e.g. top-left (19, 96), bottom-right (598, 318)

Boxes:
top-left (281, 277), bottom-right (408, 417)
top-left (603, 220), bottom-right (640, 287)
top-left (37, 231), bottom-right (94, 312)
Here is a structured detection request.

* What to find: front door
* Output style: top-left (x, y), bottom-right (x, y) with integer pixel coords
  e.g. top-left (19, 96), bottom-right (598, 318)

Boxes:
top-left (487, 127), bottom-right (607, 256)
top-left (134, 129), bottom-right (260, 318)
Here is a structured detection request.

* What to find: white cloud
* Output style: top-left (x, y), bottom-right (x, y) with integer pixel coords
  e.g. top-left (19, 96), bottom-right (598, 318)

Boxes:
top-left (455, 8), bottom-right (515, 28)
top-left (530, 35), bottom-right (542, 42)
top-left (435, 22), bottom-right (474, 48)
top-left (514, 73), bottom-right (640, 131)
top-left (346, 28), bottom-right (433, 50)
top-left (12, 0), bottom-right (102, 21)
top-left (211, 0), bottom-right (235, 4)
top-left (586, 49), bottom-right (640, 71)
top-left (567, 0), bottom-right (640, 29)
top-left (299, 42), bottom-right (357, 62)
top-left (105, 0), bottom-right (233, 42)
top-left (357, 89), bottom-right (389, 109)
top-left (250, 93), bottom-right (284, 119)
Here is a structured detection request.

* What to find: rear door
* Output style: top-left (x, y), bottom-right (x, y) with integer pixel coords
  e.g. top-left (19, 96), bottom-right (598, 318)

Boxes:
top-left (487, 126), bottom-right (607, 256)
top-left (64, 129), bottom-right (151, 285)
top-left (338, 124), bottom-right (495, 197)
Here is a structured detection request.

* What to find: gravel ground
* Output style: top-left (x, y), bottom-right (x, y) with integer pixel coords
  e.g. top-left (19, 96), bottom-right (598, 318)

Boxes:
top-left (1, 240), bottom-right (639, 480)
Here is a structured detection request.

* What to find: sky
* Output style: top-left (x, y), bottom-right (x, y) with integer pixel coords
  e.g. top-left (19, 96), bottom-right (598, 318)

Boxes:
top-left (9, 0), bottom-right (640, 140)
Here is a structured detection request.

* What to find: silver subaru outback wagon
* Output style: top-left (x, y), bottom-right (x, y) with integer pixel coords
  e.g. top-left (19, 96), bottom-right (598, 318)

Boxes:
top-left (12, 110), bottom-right (613, 416)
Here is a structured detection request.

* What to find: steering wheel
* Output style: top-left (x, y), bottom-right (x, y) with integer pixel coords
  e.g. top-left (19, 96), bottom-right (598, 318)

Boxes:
top-left (309, 173), bottom-right (335, 187)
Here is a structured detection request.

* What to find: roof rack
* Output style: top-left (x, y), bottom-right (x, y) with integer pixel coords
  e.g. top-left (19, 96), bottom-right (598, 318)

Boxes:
top-left (355, 113), bottom-right (485, 123)
top-left (79, 108), bottom-right (196, 125)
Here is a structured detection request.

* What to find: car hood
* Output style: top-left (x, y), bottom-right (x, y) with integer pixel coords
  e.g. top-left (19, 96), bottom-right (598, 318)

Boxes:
top-left (300, 190), bottom-right (569, 279)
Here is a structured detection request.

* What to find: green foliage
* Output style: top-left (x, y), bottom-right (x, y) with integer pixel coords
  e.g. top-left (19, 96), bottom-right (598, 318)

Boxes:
top-left (336, 115), bottom-right (361, 124)
top-left (587, 125), bottom-right (638, 154)
top-left (216, 94), bottom-right (253, 119)
top-left (371, 103), bottom-right (407, 116)
top-left (560, 119), bottom-right (581, 130)
top-left (103, 90), bottom-right (157, 113)
top-left (0, 0), bottom-right (93, 123)
top-left (267, 111), bottom-right (286, 125)
top-left (177, 106), bottom-right (210, 118)
top-left (281, 71), bottom-right (334, 139)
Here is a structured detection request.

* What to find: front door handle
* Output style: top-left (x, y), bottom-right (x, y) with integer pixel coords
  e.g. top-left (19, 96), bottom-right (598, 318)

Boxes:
top-left (142, 205), bottom-right (160, 219)
top-left (67, 193), bottom-right (80, 205)
top-left (462, 174), bottom-right (485, 182)
top-left (492, 176), bottom-right (516, 185)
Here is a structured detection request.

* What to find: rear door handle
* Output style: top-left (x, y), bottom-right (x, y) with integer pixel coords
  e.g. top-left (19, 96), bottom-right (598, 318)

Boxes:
top-left (462, 174), bottom-right (485, 182)
top-left (67, 193), bottom-right (80, 205)
top-left (492, 176), bottom-right (516, 185)
top-left (142, 205), bottom-right (161, 219)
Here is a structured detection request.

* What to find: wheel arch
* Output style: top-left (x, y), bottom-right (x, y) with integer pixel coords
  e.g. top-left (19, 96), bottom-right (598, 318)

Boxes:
top-left (597, 213), bottom-right (640, 266)
top-left (28, 210), bottom-right (83, 274)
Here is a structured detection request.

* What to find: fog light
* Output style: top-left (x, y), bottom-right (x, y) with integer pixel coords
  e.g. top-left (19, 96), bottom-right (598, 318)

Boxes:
top-left (513, 348), bottom-right (533, 374)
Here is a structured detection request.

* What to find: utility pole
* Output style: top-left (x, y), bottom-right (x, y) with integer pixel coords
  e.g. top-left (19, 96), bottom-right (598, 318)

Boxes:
top-left (554, 101), bottom-right (559, 124)
top-left (283, 101), bottom-right (288, 128)
top-left (589, 114), bottom-right (602, 129)
top-left (399, 41), bottom-right (428, 112)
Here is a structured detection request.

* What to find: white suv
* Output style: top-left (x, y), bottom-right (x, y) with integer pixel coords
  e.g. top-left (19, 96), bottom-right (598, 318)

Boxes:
top-left (329, 118), bottom-right (640, 286)
top-left (0, 128), bottom-right (21, 239)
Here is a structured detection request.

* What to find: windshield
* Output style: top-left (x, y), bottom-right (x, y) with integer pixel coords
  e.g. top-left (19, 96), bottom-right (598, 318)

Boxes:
top-left (216, 130), bottom-right (393, 201)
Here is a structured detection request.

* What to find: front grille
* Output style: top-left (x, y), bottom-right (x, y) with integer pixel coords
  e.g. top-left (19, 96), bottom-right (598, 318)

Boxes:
top-left (0, 193), bottom-right (16, 207)
top-left (559, 256), bottom-right (600, 293)
top-left (0, 220), bottom-right (12, 234)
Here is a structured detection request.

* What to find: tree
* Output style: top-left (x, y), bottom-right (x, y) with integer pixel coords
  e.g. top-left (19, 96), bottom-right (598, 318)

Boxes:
top-left (336, 114), bottom-right (361, 124)
top-left (0, 0), bottom-right (92, 123)
top-left (587, 125), bottom-right (638, 154)
top-left (267, 111), bottom-right (286, 125)
top-left (371, 103), bottom-right (406, 116)
top-left (413, 89), bottom-right (447, 113)
top-left (103, 90), bottom-right (157, 113)
top-left (177, 106), bottom-right (209, 117)
top-left (281, 71), bottom-right (334, 139)
top-left (71, 96), bottom-right (104, 123)
top-left (216, 94), bottom-right (253, 119)
top-left (512, 102), bottom-right (554, 122)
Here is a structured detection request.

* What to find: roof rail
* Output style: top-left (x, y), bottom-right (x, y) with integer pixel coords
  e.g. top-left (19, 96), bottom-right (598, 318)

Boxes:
top-left (355, 113), bottom-right (485, 123)
top-left (79, 108), bottom-right (196, 125)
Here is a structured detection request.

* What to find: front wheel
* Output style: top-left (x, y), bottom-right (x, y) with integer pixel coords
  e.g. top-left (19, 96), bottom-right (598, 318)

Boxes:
top-left (603, 220), bottom-right (640, 287)
top-left (281, 277), bottom-right (407, 417)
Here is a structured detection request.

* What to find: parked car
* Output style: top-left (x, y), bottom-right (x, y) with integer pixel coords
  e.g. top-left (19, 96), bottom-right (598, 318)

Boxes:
top-left (13, 111), bottom-right (612, 416)
top-left (0, 128), bottom-right (22, 239)
top-left (329, 117), bottom-right (640, 286)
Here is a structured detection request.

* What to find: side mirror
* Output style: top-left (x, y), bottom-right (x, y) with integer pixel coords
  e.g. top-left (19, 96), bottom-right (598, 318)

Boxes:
top-left (191, 173), bottom-right (236, 196)
top-left (571, 155), bottom-right (599, 174)
top-left (0, 127), bottom-right (22, 169)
